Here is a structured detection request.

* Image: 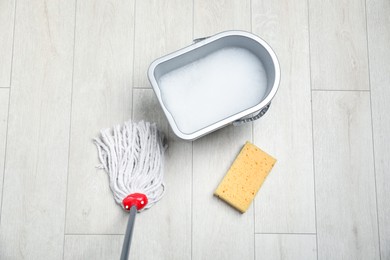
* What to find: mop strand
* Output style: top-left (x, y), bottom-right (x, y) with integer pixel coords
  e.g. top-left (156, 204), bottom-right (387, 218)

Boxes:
top-left (94, 120), bottom-right (167, 211)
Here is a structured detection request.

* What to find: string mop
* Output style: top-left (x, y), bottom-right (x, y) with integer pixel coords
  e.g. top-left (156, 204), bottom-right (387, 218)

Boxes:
top-left (94, 120), bottom-right (167, 260)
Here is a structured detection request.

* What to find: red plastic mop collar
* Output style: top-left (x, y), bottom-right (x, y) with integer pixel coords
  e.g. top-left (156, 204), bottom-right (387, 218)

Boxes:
top-left (122, 193), bottom-right (148, 211)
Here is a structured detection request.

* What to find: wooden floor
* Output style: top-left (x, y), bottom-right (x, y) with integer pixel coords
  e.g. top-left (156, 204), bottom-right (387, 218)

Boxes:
top-left (0, 0), bottom-right (389, 259)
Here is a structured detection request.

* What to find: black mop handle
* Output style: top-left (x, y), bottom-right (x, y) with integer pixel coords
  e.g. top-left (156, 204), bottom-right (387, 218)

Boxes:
top-left (120, 205), bottom-right (137, 260)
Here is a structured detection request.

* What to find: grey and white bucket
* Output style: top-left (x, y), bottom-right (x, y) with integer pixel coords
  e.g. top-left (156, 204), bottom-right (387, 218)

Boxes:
top-left (148, 30), bottom-right (281, 141)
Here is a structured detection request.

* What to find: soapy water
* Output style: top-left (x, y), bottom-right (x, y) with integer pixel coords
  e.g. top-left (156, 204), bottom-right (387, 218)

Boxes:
top-left (158, 47), bottom-right (268, 134)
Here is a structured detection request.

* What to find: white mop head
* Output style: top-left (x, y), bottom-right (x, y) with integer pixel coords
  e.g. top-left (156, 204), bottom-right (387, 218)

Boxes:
top-left (94, 120), bottom-right (167, 211)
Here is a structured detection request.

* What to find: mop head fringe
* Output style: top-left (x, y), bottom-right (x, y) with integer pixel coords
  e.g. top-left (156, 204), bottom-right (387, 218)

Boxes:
top-left (94, 120), bottom-right (167, 211)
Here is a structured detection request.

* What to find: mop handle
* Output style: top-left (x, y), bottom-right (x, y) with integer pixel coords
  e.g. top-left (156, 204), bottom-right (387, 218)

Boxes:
top-left (120, 205), bottom-right (137, 260)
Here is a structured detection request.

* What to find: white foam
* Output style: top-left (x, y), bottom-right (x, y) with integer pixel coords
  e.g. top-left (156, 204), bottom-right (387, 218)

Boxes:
top-left (158, 47), bottom-right (268, 134)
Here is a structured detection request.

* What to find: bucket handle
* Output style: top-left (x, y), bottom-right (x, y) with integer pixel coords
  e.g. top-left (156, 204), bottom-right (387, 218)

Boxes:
top-left (233, 103), bottom-right (271, 126)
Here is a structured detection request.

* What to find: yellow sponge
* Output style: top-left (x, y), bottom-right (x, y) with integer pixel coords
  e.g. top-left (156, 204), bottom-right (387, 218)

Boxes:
top-left (214, 141), bottom-right (276, 213)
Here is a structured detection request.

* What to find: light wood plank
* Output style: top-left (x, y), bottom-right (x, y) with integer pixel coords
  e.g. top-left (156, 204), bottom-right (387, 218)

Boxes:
top-left (193, 126), bottom-right (254, 259)
top-left (133, 0), bottom-right (193, 88)
top-left (0, 89), bottom-right (9, 214)
top-left (194, 0), bottom-right (251, 38)
top-left (309, 0), bottom-right (369, 90)
top-left (252, 0), bottom-right (316, 233)
top-left (192, 2), bottom-right (254, 259)
top-left (130, 89), bottom-right (192, 259)
top-left (64, 235), bottom-right (122, 260)
top-left (132, 89), bottom-right (169, 134)
top-left (366, 0), bottom-right (390, 258)
top-left (255, 234), bottom-right (317, 260)
top-left (0, 0), bottom-right (14, 88)
top-left (312, 91), bottom-right (380, 259)
top-left (0, 0), bottom-right (75, 258)
top-left (65, 0), bottom-right (135, 234)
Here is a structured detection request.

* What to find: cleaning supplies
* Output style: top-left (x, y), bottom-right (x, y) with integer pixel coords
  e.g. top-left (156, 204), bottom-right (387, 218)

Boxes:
top-left (94, 120), bottom-right (166, 259)
top-left (214, 141), bottom-right (276, 213)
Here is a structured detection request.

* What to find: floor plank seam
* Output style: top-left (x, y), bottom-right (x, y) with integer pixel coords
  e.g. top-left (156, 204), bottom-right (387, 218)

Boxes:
top-left (62, 1), bottom-right (78, 259)
top-left (368, 91), bottom-right (382, 260)
top-left (190, 59), bottom-right (193, 260)
top-left (132, 86), bottom-right (152, 89)
top-left (311, 89), bottom-right (370, 92)
top-left (131, 0), bottom-right (137, 99)
top-left (364, 0), bottom-right (382, 257)
top-left (65, 233), bottom-right (125, 236)
top-left (306, 0), bottom-right (319, 259)
top-left (8, 0), bottom-right (17, 90)
top-left (0, 0), bottom-right (17, 225)
top-left (0, 88), bottom-right (11, 225)
top-left (254, 233), bottom-right (317, 235)
top-left (250, 6), bottom-right (256, 259)
top-left (191, 2), bottom-right (194, 258)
